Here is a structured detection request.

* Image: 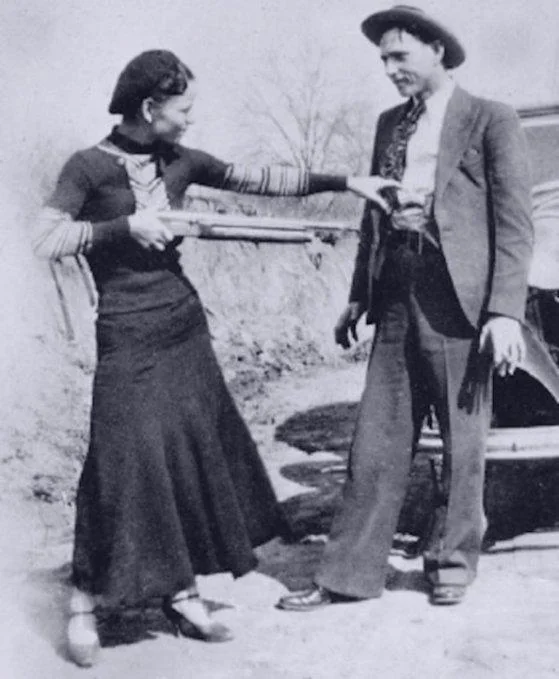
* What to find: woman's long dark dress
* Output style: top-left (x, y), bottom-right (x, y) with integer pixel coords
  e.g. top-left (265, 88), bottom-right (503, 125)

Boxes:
top-left (44, 129), bottom-right (345, 606)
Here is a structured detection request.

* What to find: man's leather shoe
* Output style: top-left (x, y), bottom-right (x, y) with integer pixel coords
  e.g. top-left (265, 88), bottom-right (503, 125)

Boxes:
top-left (276, 585), bottom-right (341, 611)
top-left (429, 584), bottom-right (466, 606)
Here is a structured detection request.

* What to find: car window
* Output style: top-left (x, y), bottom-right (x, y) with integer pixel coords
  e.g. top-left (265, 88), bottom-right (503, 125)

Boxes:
top-left (519, 105), bottom-right (559, 185)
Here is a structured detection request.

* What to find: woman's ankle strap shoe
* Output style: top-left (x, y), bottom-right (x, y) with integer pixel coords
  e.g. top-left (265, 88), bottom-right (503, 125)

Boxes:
top-left (162, 597), bottom-right (233, 643)
top-left (67, 611), bottom-right (100, 667)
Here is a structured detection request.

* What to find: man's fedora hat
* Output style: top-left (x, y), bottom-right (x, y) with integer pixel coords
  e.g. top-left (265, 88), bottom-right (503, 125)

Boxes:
top-left (361, 5), bottom-right (466, 69)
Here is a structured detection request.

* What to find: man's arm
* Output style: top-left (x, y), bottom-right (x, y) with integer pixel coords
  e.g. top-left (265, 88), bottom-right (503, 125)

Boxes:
top-left (336, 114), bottom-right (388, 348)
top-left (485, 105), bottom-right (534, 320)
top-left (348, 113), bottom-right (389, 308)
top-left (480, 105), bottom-right (534, 374)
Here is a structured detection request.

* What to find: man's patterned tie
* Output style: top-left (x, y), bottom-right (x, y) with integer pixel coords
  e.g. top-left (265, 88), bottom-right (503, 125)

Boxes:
top-left (379, 96), bottom-right (426, 187)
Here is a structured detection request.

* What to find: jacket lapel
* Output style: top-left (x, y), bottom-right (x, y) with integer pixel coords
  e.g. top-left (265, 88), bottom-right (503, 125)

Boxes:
top-left (435, 86), bottom-right (478, 202)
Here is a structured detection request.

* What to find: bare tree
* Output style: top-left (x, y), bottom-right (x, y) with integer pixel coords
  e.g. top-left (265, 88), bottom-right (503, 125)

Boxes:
top-left (229, 43), bottom-right (378, 220)
top-left (239, 43), bottom-right (376, 175)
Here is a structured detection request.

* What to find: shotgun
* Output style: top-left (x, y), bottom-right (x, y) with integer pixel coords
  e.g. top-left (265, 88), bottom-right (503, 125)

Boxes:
top-left (52, 213), bottom-right (359, 340)
top-left (158, 211), bottom-right (357, 243)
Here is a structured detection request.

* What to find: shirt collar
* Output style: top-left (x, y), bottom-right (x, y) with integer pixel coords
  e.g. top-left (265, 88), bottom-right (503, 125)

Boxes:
top-left (420, 78), bottom-right (455, 119)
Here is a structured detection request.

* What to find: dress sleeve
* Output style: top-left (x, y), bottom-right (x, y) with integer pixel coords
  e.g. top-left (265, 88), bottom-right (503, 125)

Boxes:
top-left (190, 149), bottom-right (347, 196)
top-left (33, 152), bottom-right (130, 259)
top-left (221, 165), bottom-right (347, 195)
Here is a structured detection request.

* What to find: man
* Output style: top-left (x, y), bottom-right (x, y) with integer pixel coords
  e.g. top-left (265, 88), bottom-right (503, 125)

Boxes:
top-left (278, 5), bottom-right (533, 608)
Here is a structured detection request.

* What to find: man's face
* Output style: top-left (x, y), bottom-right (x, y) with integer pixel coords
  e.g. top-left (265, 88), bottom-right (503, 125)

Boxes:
top-left (379, 28), bottom-right (443, 98)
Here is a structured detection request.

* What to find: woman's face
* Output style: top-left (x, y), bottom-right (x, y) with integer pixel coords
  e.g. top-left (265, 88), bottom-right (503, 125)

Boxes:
top-left (149, 86), bottom-right (196, 143)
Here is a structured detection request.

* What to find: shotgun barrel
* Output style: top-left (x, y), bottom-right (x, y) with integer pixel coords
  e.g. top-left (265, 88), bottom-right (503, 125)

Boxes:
top-left (158, 210), bottom-right (356, 243)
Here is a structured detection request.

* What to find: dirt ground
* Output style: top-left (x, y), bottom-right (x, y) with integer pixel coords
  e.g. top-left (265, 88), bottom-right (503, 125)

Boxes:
top-left (2, 361), bottom-right (559, 679)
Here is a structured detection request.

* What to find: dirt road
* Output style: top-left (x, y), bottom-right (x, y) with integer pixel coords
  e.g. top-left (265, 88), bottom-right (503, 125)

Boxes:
top-left (3, 363), bottom-right (559, 678)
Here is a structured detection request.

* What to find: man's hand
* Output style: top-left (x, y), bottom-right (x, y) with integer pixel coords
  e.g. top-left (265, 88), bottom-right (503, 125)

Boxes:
top-left (391, 206), bottom-right (426, 232)
top-left (478, 316), bottom-right (525, 376)
top-left (346, 177), bottom-right (401, 213)
top-left (129, 210), bottom-right (173, 251)
top-left (334, 302), bottom-right (367, 349)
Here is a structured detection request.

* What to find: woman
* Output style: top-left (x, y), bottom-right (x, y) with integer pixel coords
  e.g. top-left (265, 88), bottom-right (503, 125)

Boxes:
top-left (33, 50), bottom-right (396, 666)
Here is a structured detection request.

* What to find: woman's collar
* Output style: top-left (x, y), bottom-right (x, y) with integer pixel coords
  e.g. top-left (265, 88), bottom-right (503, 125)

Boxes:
top-left (107, 126), bottom-right (161, 154)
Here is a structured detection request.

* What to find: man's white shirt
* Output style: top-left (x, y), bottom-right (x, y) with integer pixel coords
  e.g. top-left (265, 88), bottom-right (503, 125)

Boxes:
top-left (402, 77), bottom-right (455, 201)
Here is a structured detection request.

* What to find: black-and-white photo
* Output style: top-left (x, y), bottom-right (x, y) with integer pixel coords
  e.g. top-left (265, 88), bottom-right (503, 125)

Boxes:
top-left (1, 1), bottom-right (559, 676)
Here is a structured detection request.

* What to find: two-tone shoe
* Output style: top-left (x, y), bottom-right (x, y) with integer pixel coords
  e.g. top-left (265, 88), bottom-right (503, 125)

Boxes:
top-left (429, 584), bottom-right (467, 606)
top-left (276, 585), bottom-right (354, 612)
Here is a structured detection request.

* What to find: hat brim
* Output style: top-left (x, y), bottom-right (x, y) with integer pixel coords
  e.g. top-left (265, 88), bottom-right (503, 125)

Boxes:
top-left (361, 7), bottom-right (465, 69)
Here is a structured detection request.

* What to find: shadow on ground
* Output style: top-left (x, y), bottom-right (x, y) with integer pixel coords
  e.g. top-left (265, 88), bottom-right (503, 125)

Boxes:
top-left (22, 398), bottom-right (559, 655)
top-left (256, 537), bottom-right (428, 595)
top-left (274, 401), bottom-right (559, 544)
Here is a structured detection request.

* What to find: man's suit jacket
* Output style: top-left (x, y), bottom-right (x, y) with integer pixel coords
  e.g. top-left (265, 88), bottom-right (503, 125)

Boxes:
top-left (349, 86), bottom-right (534, 329)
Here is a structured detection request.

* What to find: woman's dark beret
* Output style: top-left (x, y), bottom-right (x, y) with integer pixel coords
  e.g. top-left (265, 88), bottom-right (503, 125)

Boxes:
top-left (109, 50), bottom-right (190, 115)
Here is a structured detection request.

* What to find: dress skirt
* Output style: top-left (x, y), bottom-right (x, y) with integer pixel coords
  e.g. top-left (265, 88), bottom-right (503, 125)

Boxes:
top-left (72, 286), bottom-right (286, 606)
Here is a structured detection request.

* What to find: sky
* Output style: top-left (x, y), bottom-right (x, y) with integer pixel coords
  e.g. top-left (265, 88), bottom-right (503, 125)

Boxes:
top-left (1, 0), bottom-right (558, 214)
